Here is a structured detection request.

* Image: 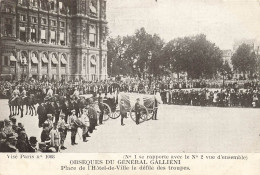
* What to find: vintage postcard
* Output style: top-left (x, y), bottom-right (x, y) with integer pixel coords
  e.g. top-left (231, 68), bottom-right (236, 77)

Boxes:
top-left (0, 0), bottom-right (260, 174)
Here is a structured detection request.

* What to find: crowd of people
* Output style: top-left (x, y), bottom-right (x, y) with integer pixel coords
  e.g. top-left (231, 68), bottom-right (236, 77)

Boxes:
top-left (0, 77), bottom-right (259, 152)
top-left (0, 97), bottom-right (105, 153)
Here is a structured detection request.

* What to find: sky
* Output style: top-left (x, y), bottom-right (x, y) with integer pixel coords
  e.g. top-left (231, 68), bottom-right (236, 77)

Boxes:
top-left (106, 0), bottom-right (260, 50)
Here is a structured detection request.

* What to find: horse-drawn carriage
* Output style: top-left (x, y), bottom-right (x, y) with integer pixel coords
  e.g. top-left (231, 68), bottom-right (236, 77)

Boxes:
top-left (80, 92), bottom-right (159, 124)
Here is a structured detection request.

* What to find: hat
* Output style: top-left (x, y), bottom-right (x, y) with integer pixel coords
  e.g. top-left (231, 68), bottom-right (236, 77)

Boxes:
top-left (136, 98), bottom-right (140, 101)
top-left (29, 136), bottom-right (38, 144)
top-left (60, 114), bottom-right (65, 118)
top-left (18, 122), bottom-right (24, 128)
top-left (10, 117), bottom-right (17, 123)
top-left (47, 114), bottom-right (52, 118)
top-left (71, 109), bottom-right (76, 112)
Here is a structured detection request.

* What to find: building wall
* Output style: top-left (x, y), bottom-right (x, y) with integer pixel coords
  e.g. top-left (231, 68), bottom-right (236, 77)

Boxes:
top-left (0, 0), bottom-right (108, 81)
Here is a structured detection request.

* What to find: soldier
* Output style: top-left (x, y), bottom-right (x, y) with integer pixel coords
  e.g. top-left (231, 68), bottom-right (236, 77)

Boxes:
top-left (81, 107), bottom-right (90, 142)
top-left (135, 98), bottom-right (141, 125)
top-left (11, 86), bottom-right (20, 101)
top-left (46, 114), bottom-right (54, 131)
top-left (57, 114), bottom-right (68, 150)
top-left (68, 109), bottom-right (78, 145)
top-left (20, 87), bottom-right (27, 100)
top-left (50, 123), bottom-right (60, 152)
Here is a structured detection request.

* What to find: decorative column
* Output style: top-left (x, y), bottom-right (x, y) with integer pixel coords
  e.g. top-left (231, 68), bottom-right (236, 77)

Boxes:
top-left (28, 51), bottom-right (32, 78)
top-left (38, 52), bottom-right (42, 80)
top-left (58, 53), bottom-right (61, 81)
top-left (66, 54), bottom-right (70, 81)
top-left (48, 52), bottom-right (52, 79)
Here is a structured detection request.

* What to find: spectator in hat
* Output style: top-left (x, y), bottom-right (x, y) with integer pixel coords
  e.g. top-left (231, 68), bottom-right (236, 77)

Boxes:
top-left (2, 133), bottom-right (18, 152)
top-left (3, 119), bottom-right (14, 136)
top-left (27, 136), bottom-right (38, 152)
top-left (41, 123), bottom-right (51, 143)
top-left (10, 117), bottom-right (18, 134)
top-left (16, 130), bottom-right (29, 152)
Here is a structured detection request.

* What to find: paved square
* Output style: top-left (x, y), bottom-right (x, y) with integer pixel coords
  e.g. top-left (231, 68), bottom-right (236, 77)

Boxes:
top-left (0, 99), bottom-right (259, 153)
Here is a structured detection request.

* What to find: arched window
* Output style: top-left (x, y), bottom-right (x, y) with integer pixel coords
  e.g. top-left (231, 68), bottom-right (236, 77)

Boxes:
top-left (31, 52), bottom-right (38, 65)
top-left (51, 53), bottom-right (58, 67)
top-left (60, 54), bottom-right (67, 67)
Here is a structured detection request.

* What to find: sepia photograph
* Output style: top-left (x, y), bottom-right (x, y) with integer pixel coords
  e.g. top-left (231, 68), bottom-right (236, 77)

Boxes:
top-left (0, 0), bottom-right (260, 156)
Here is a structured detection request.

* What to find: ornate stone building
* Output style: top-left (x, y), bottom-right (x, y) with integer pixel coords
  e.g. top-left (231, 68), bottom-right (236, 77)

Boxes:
top-left (0, 0), bottom-right (108, 81)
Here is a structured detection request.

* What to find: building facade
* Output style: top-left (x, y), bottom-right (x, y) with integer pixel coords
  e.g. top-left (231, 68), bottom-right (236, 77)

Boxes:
top-left (0, 0), bottom-right (108, 81)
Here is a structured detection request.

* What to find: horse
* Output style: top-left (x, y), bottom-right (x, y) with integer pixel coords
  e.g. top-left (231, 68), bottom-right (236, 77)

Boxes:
top-left (9, 97), bottom-right (23, 117)
top-left (23, 94), bottom-right (37, 116)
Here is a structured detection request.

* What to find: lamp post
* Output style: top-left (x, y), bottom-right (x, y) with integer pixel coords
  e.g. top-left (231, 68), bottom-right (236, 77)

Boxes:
top-left (21, 57), bottom-right (28, 82)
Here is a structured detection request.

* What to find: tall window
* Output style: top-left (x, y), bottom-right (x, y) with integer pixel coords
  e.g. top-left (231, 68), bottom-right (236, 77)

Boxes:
top-left (60, 32), bottom-right (65, 45)
top-left (60, 22), bottom-right (65, 28)
top-left (41, 29), bottom-right (46, 43)
top-left (31, 0), bottom-right (38, 7)
top-left (31, 28), bottom-right (36, 42)
top-left (41, 18), bottom-right (47, 25)
top-left (50, 1), bottom-right (55, 10)
top-left (4, 56), bottom-right (9, 66)
top-left (89, 25), bottom-right (96, 47)
top-left (6, 6), bottom-right (12, 13)
top-left (5, 18), bottom-right (12, 36)
top-left (20, 27), bottom-right (26, 41)
top-left (20, 14), bottom-right (26, 22)
top-left (32, 16), bottom-right (37, 23)
top-left (51, 20), bottom-right (56, 26)
top-left (50, 31), bottom-right (56, 44)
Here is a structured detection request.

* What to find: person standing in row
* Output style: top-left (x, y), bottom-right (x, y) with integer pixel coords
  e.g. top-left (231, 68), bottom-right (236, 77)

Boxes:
top-left (135, 98), bottom-right (141, 125)
top-left (57, 114), bottom-right (68, 150)
top-left (81, 107), bottom-right (90, 142)
top-left (68, 109), bottom-right (78, 145)
top-left (120, 100), bottom-right (127, 126)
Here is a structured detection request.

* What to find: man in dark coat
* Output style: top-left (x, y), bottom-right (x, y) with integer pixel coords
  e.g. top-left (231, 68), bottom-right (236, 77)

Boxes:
top-left (37, 102), bottom-right (46, 128)
top-left (135, 98), bottom-right (141, 125)
top-left (98, 96), bottom-right (104, 125)
top-left (119, 100), bottom-right (127, 126)
top-left (27, 136), bottom-right (38, 152)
